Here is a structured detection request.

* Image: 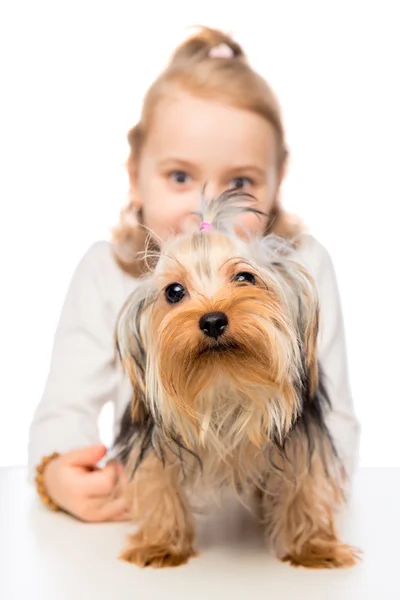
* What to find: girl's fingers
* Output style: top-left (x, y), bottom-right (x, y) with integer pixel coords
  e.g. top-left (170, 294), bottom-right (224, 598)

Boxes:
top-left (111, 508), bottom-right (131, 522)
top-left (97, 495), bottom-right (130, 522)
top-left (83, 464), bottom-right (119, 497)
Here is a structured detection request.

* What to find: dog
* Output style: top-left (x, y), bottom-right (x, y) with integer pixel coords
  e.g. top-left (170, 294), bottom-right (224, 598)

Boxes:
top-left (113, 189), bottom-right (360, 569)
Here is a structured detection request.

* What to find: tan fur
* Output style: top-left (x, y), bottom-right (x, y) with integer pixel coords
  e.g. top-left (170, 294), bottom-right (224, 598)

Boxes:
top-left (116, 227), bottom-right (361, 569)
top-left (140, 233), bottom-right (302, 454)
top-left (120, 451), bottom-right (196, 568)
top-left (261, 431), bottom-right (361, 568)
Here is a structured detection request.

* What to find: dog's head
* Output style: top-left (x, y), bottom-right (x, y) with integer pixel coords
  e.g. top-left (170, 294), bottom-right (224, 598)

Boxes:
top-left (116, 191), bottom-right (319, 449)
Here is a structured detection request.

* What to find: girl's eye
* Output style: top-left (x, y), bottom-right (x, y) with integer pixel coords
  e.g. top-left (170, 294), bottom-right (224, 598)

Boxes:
top-left (165, 283), bottom-right (186, 304)
top-left (229, 177), bottom-right (253, 190)
top-left (234, 271), bottom-right (256, 285)
top-left (169, 171), bottom-right (192, 185)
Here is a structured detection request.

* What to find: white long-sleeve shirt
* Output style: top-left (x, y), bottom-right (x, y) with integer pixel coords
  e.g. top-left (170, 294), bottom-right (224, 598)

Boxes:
top-left (27, 234), bottom-right (360, 483)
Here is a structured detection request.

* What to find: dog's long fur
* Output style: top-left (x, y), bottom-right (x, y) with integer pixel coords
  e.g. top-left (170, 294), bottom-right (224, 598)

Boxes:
top-left (113, 190), bottom-right (360, 569)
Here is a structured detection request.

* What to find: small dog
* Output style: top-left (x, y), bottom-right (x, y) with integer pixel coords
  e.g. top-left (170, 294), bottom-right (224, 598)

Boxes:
top-left (113, 190), bottom-right (360, 569)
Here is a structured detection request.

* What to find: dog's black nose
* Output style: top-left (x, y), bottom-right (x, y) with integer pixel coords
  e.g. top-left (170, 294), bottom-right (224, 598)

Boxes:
top-left (199, 312), bottom-right (228, 339)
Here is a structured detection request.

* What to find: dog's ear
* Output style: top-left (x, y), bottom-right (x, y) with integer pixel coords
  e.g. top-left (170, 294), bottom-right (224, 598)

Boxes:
top-left (296, 269), bottom-right (320, 397)
top-left (115, 280), bottom-right (155, 421)
top-left (254, 236), bottom-right (320, 398)
top-left (274, 261), bottom-right (320, 397)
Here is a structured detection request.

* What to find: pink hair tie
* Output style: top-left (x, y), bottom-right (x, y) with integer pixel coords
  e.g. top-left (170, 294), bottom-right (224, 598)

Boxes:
top-left (200, 221), bottom-right (212, 232)
top-left (208, 43), bottom-right (234, 59)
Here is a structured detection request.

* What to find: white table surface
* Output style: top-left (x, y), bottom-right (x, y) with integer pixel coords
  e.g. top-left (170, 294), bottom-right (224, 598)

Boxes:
top-left (0, 467), bottom-right (399, 600)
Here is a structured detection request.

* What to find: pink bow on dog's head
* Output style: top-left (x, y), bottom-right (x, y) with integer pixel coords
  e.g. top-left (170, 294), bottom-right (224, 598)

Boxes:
top-left (200, 221), bottom-right (212, 232)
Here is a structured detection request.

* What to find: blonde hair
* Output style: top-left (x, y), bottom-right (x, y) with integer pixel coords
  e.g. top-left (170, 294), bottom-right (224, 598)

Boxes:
top-left (112, 27), bottom-right (302, 275)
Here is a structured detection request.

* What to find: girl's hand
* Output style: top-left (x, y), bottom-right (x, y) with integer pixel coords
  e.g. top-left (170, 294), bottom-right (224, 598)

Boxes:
top-left (43, 445), bottom-right (130, 522)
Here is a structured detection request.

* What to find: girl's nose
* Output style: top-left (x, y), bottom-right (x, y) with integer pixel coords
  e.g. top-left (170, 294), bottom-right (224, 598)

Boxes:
top-left (201, 182), bottom-right (218, 201)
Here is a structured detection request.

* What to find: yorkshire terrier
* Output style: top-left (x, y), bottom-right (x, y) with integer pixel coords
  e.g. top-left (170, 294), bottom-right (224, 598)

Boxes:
top-left (113, 190), bottom-right (360, 569)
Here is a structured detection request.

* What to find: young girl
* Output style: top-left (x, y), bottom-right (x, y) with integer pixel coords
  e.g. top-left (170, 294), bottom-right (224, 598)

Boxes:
top-left (29, 27), bottom-right (360, 523)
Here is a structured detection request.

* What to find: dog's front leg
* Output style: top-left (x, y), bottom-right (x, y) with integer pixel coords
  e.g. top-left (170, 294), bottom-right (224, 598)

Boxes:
top-left (120, 452), bottom-right (196, 568)
top-left (262, 434), bottom-right (361, 569)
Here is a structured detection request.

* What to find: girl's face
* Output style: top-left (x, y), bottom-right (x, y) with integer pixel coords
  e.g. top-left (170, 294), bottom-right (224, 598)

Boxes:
top-left (131, 91), bottom-right (281, 242)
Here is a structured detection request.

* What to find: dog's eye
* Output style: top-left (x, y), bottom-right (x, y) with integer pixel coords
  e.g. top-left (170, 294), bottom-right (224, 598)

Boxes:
top-left (234, 271), bottom-right (256, 285)
top-left (165, 283), bottom-right (186, 304)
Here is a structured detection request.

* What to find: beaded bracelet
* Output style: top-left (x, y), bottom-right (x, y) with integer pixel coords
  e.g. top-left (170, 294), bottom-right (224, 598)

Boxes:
top-left (34, 452), bottom-right (61, 511)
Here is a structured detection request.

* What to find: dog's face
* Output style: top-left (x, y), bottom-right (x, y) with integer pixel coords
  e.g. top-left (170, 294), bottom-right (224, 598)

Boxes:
top-left (117, 226), bottom-right (319, 448)
top-left (152, 231), bottom-right (298, 399)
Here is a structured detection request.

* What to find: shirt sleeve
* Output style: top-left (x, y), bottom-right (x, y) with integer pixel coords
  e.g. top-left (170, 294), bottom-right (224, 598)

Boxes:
top-left (310, 240), bottom-right (361, 488)
top-left (27, 242), bottom-right (121, 481)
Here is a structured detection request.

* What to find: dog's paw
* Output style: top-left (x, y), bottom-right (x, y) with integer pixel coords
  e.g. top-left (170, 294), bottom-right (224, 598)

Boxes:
top-left (119, 544), bottom-right (198, 568)
top-left (282, 543), bottom-right (362, 569)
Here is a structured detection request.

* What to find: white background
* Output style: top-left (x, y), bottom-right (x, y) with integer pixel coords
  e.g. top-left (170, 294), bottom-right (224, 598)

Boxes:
top-left (0, 1), bottom-right (399, 467)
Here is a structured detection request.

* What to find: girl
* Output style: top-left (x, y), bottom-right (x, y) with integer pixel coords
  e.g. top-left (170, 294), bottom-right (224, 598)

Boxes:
top-left (29, 27), bottom-right (360, 523)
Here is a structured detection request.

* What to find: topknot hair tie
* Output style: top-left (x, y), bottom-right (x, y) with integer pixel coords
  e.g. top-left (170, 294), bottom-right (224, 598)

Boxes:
top-left (208, 43), bottom-right (234, 59)
top-left (200, 221), bottom-right (212, 232)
